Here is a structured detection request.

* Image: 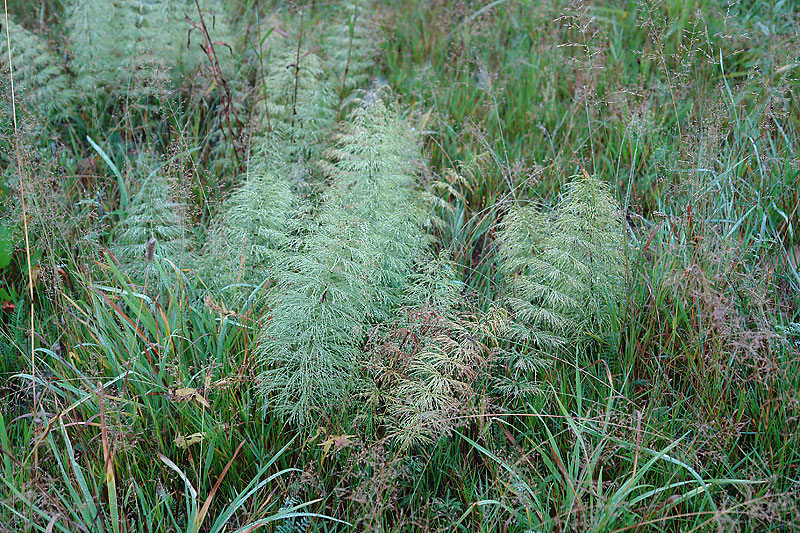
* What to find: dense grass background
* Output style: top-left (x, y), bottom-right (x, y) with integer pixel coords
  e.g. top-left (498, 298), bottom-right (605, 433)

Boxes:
top-left (1, 0), bottom-right (799, 531)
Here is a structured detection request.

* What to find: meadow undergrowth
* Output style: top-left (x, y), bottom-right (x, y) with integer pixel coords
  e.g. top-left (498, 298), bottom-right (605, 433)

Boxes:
top-left (1, 0), bottom-right (798, 531)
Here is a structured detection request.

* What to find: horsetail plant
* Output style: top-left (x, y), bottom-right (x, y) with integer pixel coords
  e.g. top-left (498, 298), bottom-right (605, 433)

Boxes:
top-left (257, 97), bottom-right (427, 425)
top-left (497, 173), bottom-right (628, 395)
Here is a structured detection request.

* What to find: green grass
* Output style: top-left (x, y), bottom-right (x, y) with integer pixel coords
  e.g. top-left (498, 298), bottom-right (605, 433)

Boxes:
top-left (2, 0), bottom-right (799, 531)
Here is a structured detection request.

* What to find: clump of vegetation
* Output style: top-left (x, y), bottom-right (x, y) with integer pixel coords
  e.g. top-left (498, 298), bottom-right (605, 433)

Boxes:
top-left (66, 0), bottom-right (233, 93)
top-left (325, 0), bottom-right (379, 107)
top-left (257, 98), bottom-right (425, 424)
top-left (251, 44), bottom-right (336, 184)
top-left (203, 164), bottom-right (297, 290)
top-left (364, 252), bottom-right (499, 448)
top-left (498, 172), bottom-right (628, 394)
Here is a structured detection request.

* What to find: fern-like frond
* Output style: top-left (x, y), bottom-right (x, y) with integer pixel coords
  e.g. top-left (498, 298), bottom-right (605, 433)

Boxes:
top-left (499, 173), bottom-right (628, 366)
top-left (364, 253), bottom-right (494, 448)
top-left (113, 152), bottom-right (189, 283)
top-left (403, 249), bottom-right (464, 311)
top-left (66, 0), bottom-right (233, 95)
top-left (203, 164), bottom-right (298, 291)
top-left (258, 217), bottom-right (377, 423)
top-left (67, 0), bottom-right (167, 95)
top-left (0, 18), bottom-right (75, 118)
top-left (323, 98), bottom-right (429, 314)
top-left (249, 43), bottom-right (336, 186)
top-left (258, 97), bottom-right (427, 425)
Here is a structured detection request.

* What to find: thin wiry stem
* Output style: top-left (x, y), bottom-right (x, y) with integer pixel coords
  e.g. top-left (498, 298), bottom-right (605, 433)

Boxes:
top-left (291, 5), bottom-right (305, 129)
top-left (4, 0), bottom-right (38, 481)
top-left (190, 0), bottom-right (243, 168)
top-left (255, 2), bottom-right (272, 132)
top-left (337, 2), bottom-right (358, 120)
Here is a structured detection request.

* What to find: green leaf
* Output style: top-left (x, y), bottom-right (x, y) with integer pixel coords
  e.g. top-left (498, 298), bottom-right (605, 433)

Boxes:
top-left (87, 136), bottom-right (128, 209)
top-left (0, 226), bottom-right (12, 269)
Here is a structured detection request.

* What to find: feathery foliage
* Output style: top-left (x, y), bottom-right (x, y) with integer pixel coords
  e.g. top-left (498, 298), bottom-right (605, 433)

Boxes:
top-left (204, 40), bottom-right (337, 289)
top-left (66, 0), bottom-right (233, 95)
top-left (204, 165), bottom-right (297, 290)
top-left (499, 173), bottom-right (628, 357)
top-left (0, 18), bottom-right (74, 118)
top-left (323, 98), bottom-right (428, 313)
top-left (256, 206), bottom-right (376, 424)
top-left (4, 1), bottom-right (799, 530)
top-left (114, 153), bottom-right (189, 282)
top-left (251, 44), bottom-right (336, 186)
top-left (372, 306), bottom-right (487, 448)
top-left (67, 0), bottom-right (169, 95)
top-left (258, 98), bottom-right (425, 424)
top-left (403, 250), bottom-right (464, 311)
top-left (364, 252), bottom-right (498, 448)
